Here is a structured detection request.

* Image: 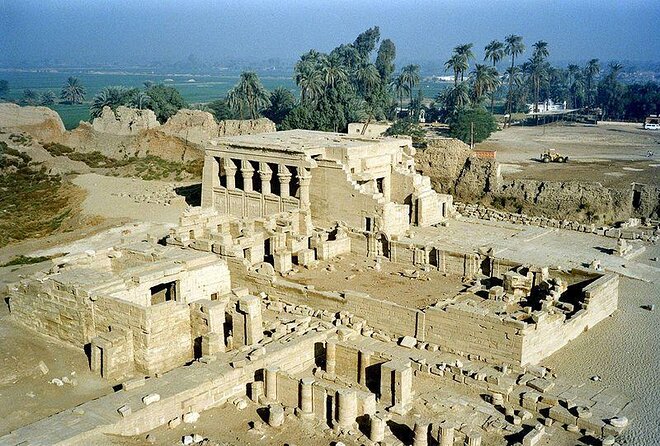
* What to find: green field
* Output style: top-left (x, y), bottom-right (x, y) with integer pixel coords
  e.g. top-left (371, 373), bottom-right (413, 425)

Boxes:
top-left (1, 68), bottom-right (450, 129)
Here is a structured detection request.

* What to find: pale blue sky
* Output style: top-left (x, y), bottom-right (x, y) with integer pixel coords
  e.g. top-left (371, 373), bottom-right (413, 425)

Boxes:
top-left (2, 0), bottom-right (659, 65)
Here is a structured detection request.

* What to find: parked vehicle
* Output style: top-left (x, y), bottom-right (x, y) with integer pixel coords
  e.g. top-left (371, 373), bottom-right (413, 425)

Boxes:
top-left (540, 149), bottom-right (568, 163)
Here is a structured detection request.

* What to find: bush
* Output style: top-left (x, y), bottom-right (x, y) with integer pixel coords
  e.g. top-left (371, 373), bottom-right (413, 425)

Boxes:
top-left (448, 108), bottom-right (497, 144)
top-left (43, 142), bottom-right (75, 156)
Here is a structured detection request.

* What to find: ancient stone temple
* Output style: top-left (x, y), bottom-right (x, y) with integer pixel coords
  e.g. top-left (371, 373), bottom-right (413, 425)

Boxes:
top-left (170, 130), bottom-right (453, 273)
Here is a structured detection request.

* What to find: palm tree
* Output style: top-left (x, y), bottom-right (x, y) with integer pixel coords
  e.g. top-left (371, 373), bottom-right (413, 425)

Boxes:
top-left (400, 64), bottom-right (420, 109)
top-left (60, 77), bottom-right (86, 104)
top-left (226, 88), bottom-right (243, 119)
top-left (504, 66), bottom-right (524, 113)
top-left (453, 43), bottom-right (475, 82)
top-left (391, 74), bottom-right (410, 115)
top-left (232, 72), bottom-right (271, 119)
top-left (484, 40), bottom-right (504, 113)
top-left (294, 50), bottom-right (325, 103)
top-left (444, 54), bottom-right (465, 86)
top-left (525, 56), bottom-right (549, 114)
top-left (570, 71), bottom-right (585, 109)
top-left (130, 91), bottom-right (151, 110)
top-left (90, 86), bottom-right (131, 118)
top-left (484, 40), bottom-right (505, 67)
top-left (39, 90), bottom-right (56, 106)
top-left (321, 55), bottom-right (348, 91)
top-left (471, 64), bottom-right (500, 106)
top-left (504, 34), bottom-right (525, 121)
top-left (22, 89), bottom-right (38, 105)
top-left (532, 40), bottom-right (549, 60)
top-left (567, 64), bottom-right (582, 108)
top-left (354, 62), bottom-right (380, 96)
top-left (439, 82), bottom-right (470, 117)
top-left (584, 59), bottom-right (600, 107)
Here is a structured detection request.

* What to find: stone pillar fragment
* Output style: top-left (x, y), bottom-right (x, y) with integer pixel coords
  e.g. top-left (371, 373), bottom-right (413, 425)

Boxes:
top-left (359, 349), bottom-right (372, 386)
top-left (235, 295), bottom-right (263, 346)
top-left (369, 413), bottom-right (386, 442)
top-left (438, 421), bottom-right (455, 446)
top-left (326, 340), bottom-right (336, 376)
top-left (298, 377), bottom-right (314, 418)
top-left (380, 360), bottom-right (413, 414)
top-left (335, 389), bottom-right (358, 429)
top-left (223, 158), bottom-right (237, 189)
top-left (265, 366), bottom-right (279, 401)
top-left (268, 404), bottom-right (284, 427)
top-left (297, 167), bottom-right (312, 208)
top-left (413, 418), bottom-right (430, 446)
top-left (465, 430), bottom-right (482, 446)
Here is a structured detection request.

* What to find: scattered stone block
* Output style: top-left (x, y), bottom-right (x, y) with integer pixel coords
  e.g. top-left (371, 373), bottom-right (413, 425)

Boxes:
top-left (117, 405), bottom-right (131, 418)
top-left (399, 336), bottom-right (418, 349)
top-left (37, 361), bottom-right (49, 375)
top-left (183, 411), bottom-right (200, 424)
top-left (142, 393), bottom-right (160, 406)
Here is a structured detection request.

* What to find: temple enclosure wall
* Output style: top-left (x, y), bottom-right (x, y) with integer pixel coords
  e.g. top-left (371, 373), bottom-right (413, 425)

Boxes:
top-left (234, 248), bottom-right (617, 366)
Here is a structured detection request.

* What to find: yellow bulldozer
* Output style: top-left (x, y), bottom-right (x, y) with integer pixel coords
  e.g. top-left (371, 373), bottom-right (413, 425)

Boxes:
top-left (540, 149), bottom-right (568, 163)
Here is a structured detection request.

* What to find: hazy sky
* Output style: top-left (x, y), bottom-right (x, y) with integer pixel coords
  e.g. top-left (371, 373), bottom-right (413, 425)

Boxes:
top-left (2, 0), bottom-right (660, 66)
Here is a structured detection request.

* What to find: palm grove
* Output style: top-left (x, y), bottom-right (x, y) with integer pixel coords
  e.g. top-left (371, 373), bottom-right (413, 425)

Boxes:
top-left (2, 28), bottom-right (659, 141)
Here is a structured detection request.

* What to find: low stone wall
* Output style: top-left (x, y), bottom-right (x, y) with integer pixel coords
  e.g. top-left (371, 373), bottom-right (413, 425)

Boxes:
top-left (455, 202), bottom-right (659, 242)
top-left (520, 274), bottom-right (619, 365)
top-left (424, 303), bottom-right (526, 365)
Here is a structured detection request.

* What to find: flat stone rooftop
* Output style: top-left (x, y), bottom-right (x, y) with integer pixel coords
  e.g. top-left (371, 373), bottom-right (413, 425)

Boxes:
top-left (210, 129), bottom-right (404, 154)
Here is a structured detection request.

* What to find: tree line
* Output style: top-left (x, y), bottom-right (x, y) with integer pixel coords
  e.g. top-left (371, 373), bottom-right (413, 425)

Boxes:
top-left (1, 28), bottom-right (658, 131)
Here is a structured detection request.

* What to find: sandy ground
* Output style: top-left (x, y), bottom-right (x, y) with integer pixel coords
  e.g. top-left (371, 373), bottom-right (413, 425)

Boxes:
top-left (287, 252), bottom-right (466, 309)
top-left (71, 173), bottom-right (193, 224)
top-left (543, 244), bottom-right (660, 446)
top-left (476, 123), bottom-right (660, 187)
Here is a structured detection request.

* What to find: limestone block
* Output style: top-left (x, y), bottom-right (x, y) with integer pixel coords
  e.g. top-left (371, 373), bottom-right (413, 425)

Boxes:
top-left (142, 393), bottom-right (161, 405)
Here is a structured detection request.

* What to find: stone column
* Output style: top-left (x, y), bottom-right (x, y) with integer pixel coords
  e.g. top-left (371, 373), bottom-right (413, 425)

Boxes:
top-left (258, 162), bottom-right (272, 195)
top-left (224, 158), bottom-right (237, 189)
top-left (369, 414), bottom-right (386, 442)
top-left (358, 349), bottom-right (372, 386)
top-left (336, 389), bottom-right (357, 429)
top-left (240, 160), bottom-right (255, 192)
top-left (413, 418), bottom-right (429, 446)
top-left (237, 295), bottom-right (263, 346)
top-left (297, 167), bottom-right (312, 208)
top-left (249, 381), bottom-right (263, 403)
top-left (268, 403), bottom-right (284, 427)
top-left (465, 430), bottom-right (482, 446)
top-left (438, 421), bottom-right (455, 446)
top-left (298, 377), bottom-right (314, 417)
top-left (326, 340), bottom-right (337, 376)
top-left (380, 360), bottom-right (413, 414)
top-left (265, 366), bottom-right (279, 401)
top-left (277, 165), bottom-right (292, 198)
